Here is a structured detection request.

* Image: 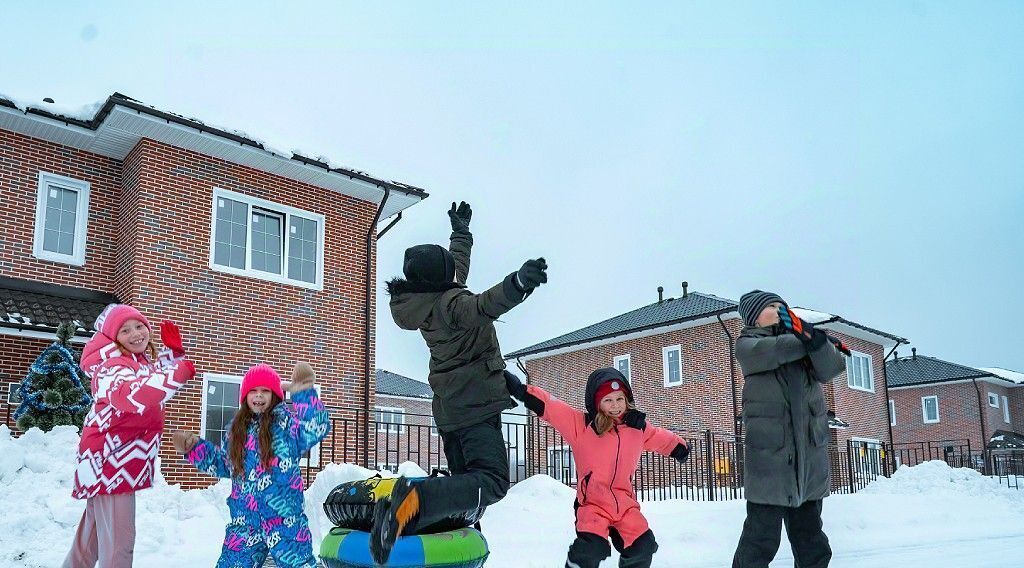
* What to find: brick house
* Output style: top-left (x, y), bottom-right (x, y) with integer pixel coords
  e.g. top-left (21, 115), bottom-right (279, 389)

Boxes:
top-left (504, 285), bottom-right (908, 482)
top-left (0, 92), bottom-right (428, 487)
top-left (886, 350), bottom-right (1024, 458)
top-left (374, 369), bottom-right (446, 472)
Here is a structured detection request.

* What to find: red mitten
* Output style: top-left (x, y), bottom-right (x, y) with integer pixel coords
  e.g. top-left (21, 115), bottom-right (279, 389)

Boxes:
top-left (174, 359), bottom-right (196, 384)
top-left (160, 320), bottom-right (186, 358)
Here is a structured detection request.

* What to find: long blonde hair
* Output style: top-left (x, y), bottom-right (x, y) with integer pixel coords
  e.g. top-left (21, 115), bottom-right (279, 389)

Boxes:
top-left (594, 400), bottom-right (638, 436)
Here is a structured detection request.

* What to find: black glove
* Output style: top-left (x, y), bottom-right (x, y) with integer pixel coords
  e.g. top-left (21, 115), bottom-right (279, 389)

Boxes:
top-left (670, 442), bottom-right (690, 464)
top-left (448, 201), bottom-right (472, 232)
top-left (515, 258), bottom-right (548, 291)
top-left (504, 370), bottom-right (526, 401)
top-left (621, 409), bottom-right (647, 431)
top-left (778, 305), bottom-right (827, 350)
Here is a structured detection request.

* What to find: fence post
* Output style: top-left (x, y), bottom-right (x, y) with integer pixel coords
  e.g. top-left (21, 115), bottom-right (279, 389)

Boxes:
top-left (846, 439), bottom-right (856, 493)
top-left (705, 430), bottom-right (715, 502)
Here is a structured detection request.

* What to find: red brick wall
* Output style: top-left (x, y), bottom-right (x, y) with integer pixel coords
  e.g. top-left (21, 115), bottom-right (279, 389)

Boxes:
top-left (374, 395), bottom-right (446, 471)
top-left (890, 382), bottom-right (987, 450)
top-left (0, 336), bottom-right (55, 428)
top-left (0, 129), bottom-right (121, 292)
top-left (521, 320), bottom-right (893, 445)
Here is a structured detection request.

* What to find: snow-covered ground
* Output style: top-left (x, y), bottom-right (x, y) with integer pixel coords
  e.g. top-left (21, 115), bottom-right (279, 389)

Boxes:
top-left (2, 425), bottom-right (1022, 567)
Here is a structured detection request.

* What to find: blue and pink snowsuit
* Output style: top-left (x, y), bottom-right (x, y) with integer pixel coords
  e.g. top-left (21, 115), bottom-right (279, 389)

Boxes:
top-left (185, 388), bottom-right (330, 568)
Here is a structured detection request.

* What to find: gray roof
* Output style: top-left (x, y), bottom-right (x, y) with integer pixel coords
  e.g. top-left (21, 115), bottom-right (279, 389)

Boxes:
top-left (375, 369), bottom-right (433, 399)
top-left (988, 430), bottom-right (1024, 450)
top-left (506, 292), bottom-right (737, 359)
top-left (0, 276), bottom-right (117, 336)
top-left (505, 290), bottom-right (906, 359)
top-left (885, 355), bottom-right (1011, 387)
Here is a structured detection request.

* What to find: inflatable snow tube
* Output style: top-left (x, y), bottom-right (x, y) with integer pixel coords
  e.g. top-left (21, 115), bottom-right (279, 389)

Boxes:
top-left (319, 526), bottom-right (489, 568)
top-left (323, 474), bottom-right (484, 533)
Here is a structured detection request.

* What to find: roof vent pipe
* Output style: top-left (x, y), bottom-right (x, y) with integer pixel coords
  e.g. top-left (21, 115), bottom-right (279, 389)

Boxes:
top-left (657, 286), bottom-right (664, 303)
top-left (682, 281), bottom-right (689, 298)
top-left (912, 347), bottom-right (917, 360)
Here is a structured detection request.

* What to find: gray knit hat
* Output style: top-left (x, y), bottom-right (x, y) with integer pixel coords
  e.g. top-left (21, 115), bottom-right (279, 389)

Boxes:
top-left (738, 290), bottom-right (787, 327)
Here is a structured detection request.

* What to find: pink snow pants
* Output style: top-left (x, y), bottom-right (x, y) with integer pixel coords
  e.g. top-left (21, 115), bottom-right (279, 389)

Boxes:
top-left (62, 492), bottom-right (137, 568)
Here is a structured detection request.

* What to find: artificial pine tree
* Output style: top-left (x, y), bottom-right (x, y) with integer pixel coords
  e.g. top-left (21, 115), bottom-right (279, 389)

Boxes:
top-left (14, 321), bottom-right (93, 432)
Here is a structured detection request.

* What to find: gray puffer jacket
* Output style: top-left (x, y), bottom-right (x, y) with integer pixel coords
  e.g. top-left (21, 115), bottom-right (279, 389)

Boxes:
top-left (736, 325), bottom-right (845, 507)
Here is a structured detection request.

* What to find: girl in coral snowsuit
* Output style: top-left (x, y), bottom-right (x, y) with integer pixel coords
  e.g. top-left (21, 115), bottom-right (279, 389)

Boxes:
top-left (173, 363), bottom-right (330, 568)
top-left (506, 367), bottom-right (690, 568)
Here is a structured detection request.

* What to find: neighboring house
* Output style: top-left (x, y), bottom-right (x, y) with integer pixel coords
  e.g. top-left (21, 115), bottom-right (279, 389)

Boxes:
top-left (374, 369), bottom-right (445, 472)
top-left (886, 351), bottom-right (1024, 455)
top-left (0, 92), bottom-right (428, 487)
top-left (505, 285), bottom-right (908, 466)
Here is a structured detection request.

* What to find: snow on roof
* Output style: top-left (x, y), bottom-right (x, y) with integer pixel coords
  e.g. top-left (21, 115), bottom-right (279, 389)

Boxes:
top-left (980, 367), bottom-right (1024, 384)
top-left (0, 92), bottom-right (104, 122)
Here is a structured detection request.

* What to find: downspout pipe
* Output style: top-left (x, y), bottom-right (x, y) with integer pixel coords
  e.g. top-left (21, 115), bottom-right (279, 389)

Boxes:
top-left (881, 343), bottom-right (900, 472)
top-left (717, 314), bottom-right (739, 438)
top-left (971, 377), bottom-right (987, 461)
top-left (364, 186), bottom-right (392, 467)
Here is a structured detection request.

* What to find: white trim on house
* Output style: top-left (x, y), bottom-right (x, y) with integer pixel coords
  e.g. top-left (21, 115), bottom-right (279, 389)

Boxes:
top-left (888, 376), bottom-right (1021, 390)
top-left (0, 327), bottom-right (89, 344)
top-left (613, 354), bottom-right (631, 382)
top-left (888, 400), bottom-right (896, 427)
top-left (6, 381), bottom-right (21, 405)
top-left (198, 373), bottom-right (243, 444)
top-left (846, 351), bottom-right (875, 393)
top-left (922, 395), bottom-right (940, 424)
top-left (662, 345), bottom-right (682, 387)
top-left (510, 314), bottom-right (742, 363)
top-left (375, 394), bottom-right (432, 403)
top-left (1003, 395), bottom-right (1011, 424)
top-left (546, 444), bottom-right (576, 482)
top-left (0, 101), bottom-right (423, 220)
top-left (208, 187), bottom-right (326, 290)
top-left (32, 172), bottom-right (90, 266)
top-left (374, 406), bottom-right (406, 434)
top-left (987, 392), bottom-right (999, 408)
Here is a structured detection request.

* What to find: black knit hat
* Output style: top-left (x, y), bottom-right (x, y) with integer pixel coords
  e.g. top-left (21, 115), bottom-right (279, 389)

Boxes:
top-left (403, 244), bottom-right (455, 286)
top-left (738, 290), bottom-right (787, 327)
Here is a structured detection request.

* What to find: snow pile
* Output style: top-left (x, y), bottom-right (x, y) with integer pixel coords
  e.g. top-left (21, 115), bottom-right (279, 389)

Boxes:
top-left (2, 427), bottom-right (1023, 567)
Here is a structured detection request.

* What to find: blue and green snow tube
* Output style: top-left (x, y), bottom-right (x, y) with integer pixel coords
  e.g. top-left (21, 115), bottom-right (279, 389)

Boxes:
top-left (319, 526), bottom-right (489, 568)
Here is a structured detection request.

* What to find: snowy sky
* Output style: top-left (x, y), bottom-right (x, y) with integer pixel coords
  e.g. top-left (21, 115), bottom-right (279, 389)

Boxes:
top-left (2, 2), bottom-right (1022, 379)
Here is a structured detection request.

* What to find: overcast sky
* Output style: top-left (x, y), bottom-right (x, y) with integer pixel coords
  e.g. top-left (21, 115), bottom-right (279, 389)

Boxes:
top-left (3, 2), bottom-right (1021, 380)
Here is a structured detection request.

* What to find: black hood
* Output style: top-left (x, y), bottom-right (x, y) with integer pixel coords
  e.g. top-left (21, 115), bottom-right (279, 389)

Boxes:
top-left (583, 367), bottom-right (635, 423)
top-left (403, 244), bottom-right (456, 287)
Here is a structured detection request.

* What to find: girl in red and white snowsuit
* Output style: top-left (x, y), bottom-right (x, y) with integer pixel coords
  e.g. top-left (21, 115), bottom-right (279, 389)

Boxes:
top-left (506, 367), bottom-right (690, 568)
top-left (63, 304), bottom-right (196, 568)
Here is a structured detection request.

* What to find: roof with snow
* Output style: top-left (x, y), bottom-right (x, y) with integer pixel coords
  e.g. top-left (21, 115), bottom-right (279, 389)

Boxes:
top-left (885, 354), bottom-right (1016, 388)
top-left (0, 276), bottom-right (115, 338)
top-left (0, 92), bottom-right (427, 219)
top-left (375, 369), bottom-right (433, 399)
top-left (505, 290), bottom-right (907, 359)
top-left (987, 430), bottom-right (1024, 450)
top-left (980, 367), bottom-right (1024, 385)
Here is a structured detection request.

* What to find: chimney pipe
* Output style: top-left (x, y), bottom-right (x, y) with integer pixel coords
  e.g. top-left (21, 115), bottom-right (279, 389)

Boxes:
top-left (43, 98), bottom-right (55, 103)
top-left (912, 347), bottom-right (917, 360)
top-left (682, 281), bottom-right (689, 298)
top-left (657, 286), bottom-right (664, 303)
top-left (894, 350), bottom-right (898, 360)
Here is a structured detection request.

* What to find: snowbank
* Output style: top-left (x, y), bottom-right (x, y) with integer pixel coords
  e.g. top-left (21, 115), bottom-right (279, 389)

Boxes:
top-left (1, 427), bottom-right (1022, 567)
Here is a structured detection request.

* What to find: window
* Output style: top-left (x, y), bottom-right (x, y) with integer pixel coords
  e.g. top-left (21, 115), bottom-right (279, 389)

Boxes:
top-left (613, 355), bottom-right (631, 382)
top-left (663, 345), bottom-right (682, 387)
top-left (888, 400), bottom-right (896, 427)
top-left (988, 393), bottom-right (999, 408)
top-left (33, 172), bottom-right (90, 265)
top-left (922, 396), bottom-right (940, 424)
top-left (430, 416), bottom-right (438, 437)
top-left (210, 188), bottom-right (324, 289)
top-left (845, 352), bottom-right (874, 392)
top-left (375, 407), bottom-right (405, 434)
top-left (7, 382), bottom-right (22, 405)
top-left (547, 445), bottom-right (576, 483)
top-left (200, 375), bottom-right (242, 449)
top-left (1003, 396), bottom-right (1011, 424)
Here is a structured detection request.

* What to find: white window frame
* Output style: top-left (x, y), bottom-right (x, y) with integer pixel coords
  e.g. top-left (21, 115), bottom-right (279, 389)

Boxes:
top-left (888, 400), bottom-right (896, 427)
top-left (987, 392), bottom-right (999, 408)
top-left (200, 373), bottom-right (322, 467)
top-left (613, 354), bottom-right (631, 382)
top-left (546, 445), bottom-right (577, 482)
top-left (375, 406), bottom-right (406, 434)
top-left (662, 345), bottom-right (683, 387)
top-left (1003, 395), bottom-right (1011, 424)
top-left (845, 351), bottom-right (875, 393)
top-left (922, 395), bottom-right (940, 424)
top-left (7, 382), bottom-right (22, 405)
top-left (430, 416), bottom-right (439, 437)
top-left (209, 187), bottom-right (325, 290)
top-left (33, 172), bottom-right (90, 266)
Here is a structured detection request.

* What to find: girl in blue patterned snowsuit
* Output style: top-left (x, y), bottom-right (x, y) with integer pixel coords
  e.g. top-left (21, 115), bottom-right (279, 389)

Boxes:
top-left (173, 363), bottom-right (330, 568)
